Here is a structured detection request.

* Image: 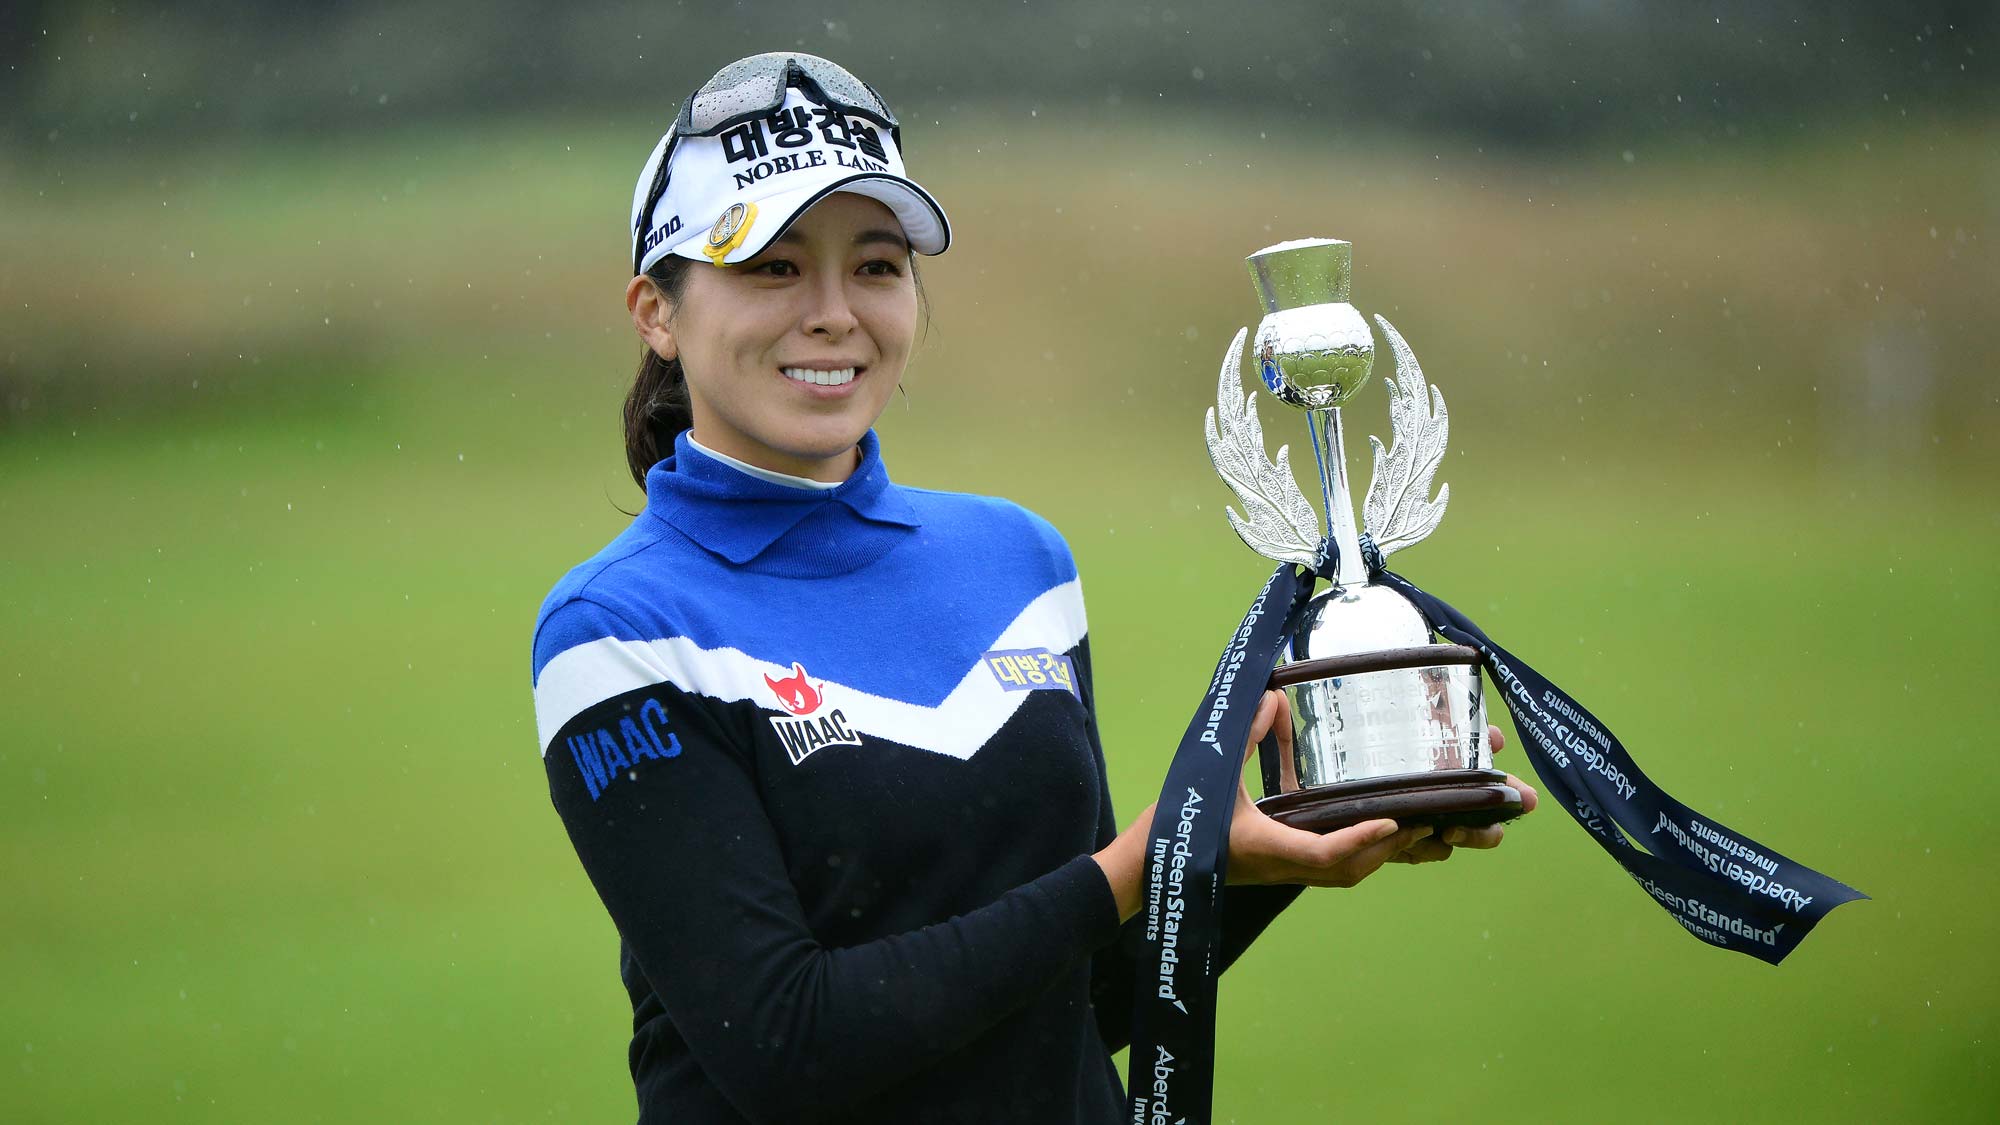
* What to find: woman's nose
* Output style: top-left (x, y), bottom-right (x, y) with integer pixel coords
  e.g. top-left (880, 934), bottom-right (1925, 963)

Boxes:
top-left (802, 277), bottom-right (859, 339)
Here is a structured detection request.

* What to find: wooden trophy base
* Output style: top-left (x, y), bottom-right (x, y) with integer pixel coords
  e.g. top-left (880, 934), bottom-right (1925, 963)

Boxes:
top-left (1255, 768), bottom-right (1524, 835)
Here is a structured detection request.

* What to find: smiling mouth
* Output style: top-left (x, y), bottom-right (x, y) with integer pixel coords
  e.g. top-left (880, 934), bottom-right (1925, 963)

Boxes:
top-left (781, 366), bottom-right (860, 387)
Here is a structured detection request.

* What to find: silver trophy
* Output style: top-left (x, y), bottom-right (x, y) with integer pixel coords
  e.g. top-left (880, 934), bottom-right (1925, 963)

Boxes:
top-left (1209, 238), bottom-right (1522, 833)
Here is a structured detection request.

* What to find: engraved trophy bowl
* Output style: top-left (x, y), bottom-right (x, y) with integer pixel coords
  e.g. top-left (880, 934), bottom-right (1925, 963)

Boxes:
top-left (1210, 238), bottom-right (1522, 834)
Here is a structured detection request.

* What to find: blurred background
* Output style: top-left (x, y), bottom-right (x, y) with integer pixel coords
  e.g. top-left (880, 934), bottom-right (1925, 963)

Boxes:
top-left (3, 2), bottom-right (1995, 1121)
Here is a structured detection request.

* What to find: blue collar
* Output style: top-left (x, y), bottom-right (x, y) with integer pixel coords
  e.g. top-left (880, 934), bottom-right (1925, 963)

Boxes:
top-left (644, 430), bottom-right (922, 566)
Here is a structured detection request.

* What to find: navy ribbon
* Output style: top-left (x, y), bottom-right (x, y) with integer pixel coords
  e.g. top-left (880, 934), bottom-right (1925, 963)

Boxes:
top-left (1127, 548), bottom-right (1864, 1125)
top-left (1125, 561), bottom-right (1313, 1125)
top-left (1372, 559), bottom-right (1867, 964)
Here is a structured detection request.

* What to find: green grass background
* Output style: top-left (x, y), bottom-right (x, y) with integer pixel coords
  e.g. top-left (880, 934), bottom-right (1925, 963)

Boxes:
top-left (4, 111), bottom-right (1996, 1121)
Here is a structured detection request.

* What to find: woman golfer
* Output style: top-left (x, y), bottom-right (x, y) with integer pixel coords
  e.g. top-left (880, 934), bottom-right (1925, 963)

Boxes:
top-left (530, 52), bottom-right (1533, 1124)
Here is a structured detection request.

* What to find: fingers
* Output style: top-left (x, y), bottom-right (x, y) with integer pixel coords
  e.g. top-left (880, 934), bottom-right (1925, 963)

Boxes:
top-left (1487, 724), bottom-right (1506, 754)
top-left (1235, 816), bottom-right (1399, 887)
top-left (1237, 693), bottom-right (1284, 805)
top-left (1392, 836), bottom-right (1456, 864)
top-left (1243, 690), bottom-right (1282, 762)
top-left (1316, 817), bottom-right (1403, 859)
top-left (1298, 821), bottom-right (1430, 887)
top-left (1272, 689), bottom-right (1294, 757)
top-left (1385, 819), bottom-right (1511, 864)
top-left (1440, 823), bottom-right (1505, 849)
top-left (1505, 773), bottom-right (1539, 814)
top-left (1239, 691), bottom-right (1294, 803)
top-left (1235, 800), bottom-right (1529, 888)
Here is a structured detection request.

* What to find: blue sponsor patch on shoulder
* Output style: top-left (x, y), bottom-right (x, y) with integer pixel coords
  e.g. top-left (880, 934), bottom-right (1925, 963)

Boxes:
top-left (982, 647), bottom-right (1079, 699)
top-left (564, 695), bottom-right (683, 801)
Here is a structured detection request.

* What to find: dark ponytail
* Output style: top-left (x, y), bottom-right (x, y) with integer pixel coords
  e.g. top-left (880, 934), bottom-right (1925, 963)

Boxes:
top-left (622, 255), bottom-right (698, 489)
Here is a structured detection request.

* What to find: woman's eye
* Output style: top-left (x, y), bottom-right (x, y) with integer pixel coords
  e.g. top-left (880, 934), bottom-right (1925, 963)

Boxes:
top-left (859, 259), bottom-right (905, 278)
top-left (754, 260), bottom-right (799, 277)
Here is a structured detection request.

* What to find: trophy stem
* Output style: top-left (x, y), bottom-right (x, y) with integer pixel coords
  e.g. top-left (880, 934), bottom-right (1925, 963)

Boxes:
top-left (1309, 406), bottom-right (1368, 587)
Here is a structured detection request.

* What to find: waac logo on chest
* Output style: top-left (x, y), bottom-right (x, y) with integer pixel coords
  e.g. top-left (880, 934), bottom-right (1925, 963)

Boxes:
top-left (765, 662), bottom-right (864, 765)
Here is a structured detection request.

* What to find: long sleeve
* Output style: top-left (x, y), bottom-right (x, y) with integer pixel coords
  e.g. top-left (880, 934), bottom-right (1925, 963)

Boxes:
top-left (533, 460), bottom-right (1152, 1122)
top-left (1072, 639), bottom-right (1303, 1054)
top-left (538, 599), bottom-right (1124, 1123)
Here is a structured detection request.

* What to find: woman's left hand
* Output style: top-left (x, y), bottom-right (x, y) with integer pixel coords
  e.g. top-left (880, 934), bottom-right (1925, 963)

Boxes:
top-left (1386, 722), bottom-right (1538, 864)
top-left (1227, 690), bottom-right (1538, 883)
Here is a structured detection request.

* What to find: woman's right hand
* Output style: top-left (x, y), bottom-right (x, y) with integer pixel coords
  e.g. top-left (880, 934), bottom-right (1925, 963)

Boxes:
top-left (1092, 691), bottom-right (1438, 920)
top-left (1221, 689), bottom-right (1435, 887)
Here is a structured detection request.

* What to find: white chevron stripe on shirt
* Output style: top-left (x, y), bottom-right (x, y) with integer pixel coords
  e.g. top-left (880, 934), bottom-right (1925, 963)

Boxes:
top-left (535, 579), bottom-right (1088, 759)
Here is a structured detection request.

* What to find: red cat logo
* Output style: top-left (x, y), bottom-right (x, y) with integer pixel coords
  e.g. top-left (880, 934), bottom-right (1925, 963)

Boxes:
top-left (763, 660), bottom-right (862, 765)
top-left (765, 662), bottom-right (824, 716)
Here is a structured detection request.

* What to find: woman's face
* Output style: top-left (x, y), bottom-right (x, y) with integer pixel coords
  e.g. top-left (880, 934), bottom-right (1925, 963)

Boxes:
top-left (640, 193), bottom-right (919, 481)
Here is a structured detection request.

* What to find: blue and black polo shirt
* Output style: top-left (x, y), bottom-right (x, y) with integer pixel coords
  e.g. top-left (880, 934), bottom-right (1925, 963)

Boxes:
top-left (531, 431), bottom-right (1293, 1124)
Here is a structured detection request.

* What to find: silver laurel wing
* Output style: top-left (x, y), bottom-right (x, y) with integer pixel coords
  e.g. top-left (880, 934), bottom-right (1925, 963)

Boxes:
top-left (1361, 315), bottom-right (1451, 560)
top-left (1205, 327), bottom-right (1323, 566)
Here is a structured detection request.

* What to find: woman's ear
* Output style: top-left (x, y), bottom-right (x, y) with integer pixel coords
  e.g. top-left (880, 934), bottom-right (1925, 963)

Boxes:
top-left (625, 274), bottom-right (678, 361)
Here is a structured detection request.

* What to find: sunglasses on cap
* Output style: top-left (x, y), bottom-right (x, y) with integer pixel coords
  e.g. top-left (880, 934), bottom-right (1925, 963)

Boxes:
top-left (679, 53), bottom-right (899, 142)
top-left (634, 53), bottom-right (902, 274)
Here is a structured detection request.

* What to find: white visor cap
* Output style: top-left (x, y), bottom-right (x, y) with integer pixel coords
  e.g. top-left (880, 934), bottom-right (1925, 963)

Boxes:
top-left (631, 87), bottom-right (951, 275)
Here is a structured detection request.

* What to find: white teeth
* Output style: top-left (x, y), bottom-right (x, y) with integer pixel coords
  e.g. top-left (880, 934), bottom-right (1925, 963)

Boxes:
top-left (782, 366), bottom-right (856, 387)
